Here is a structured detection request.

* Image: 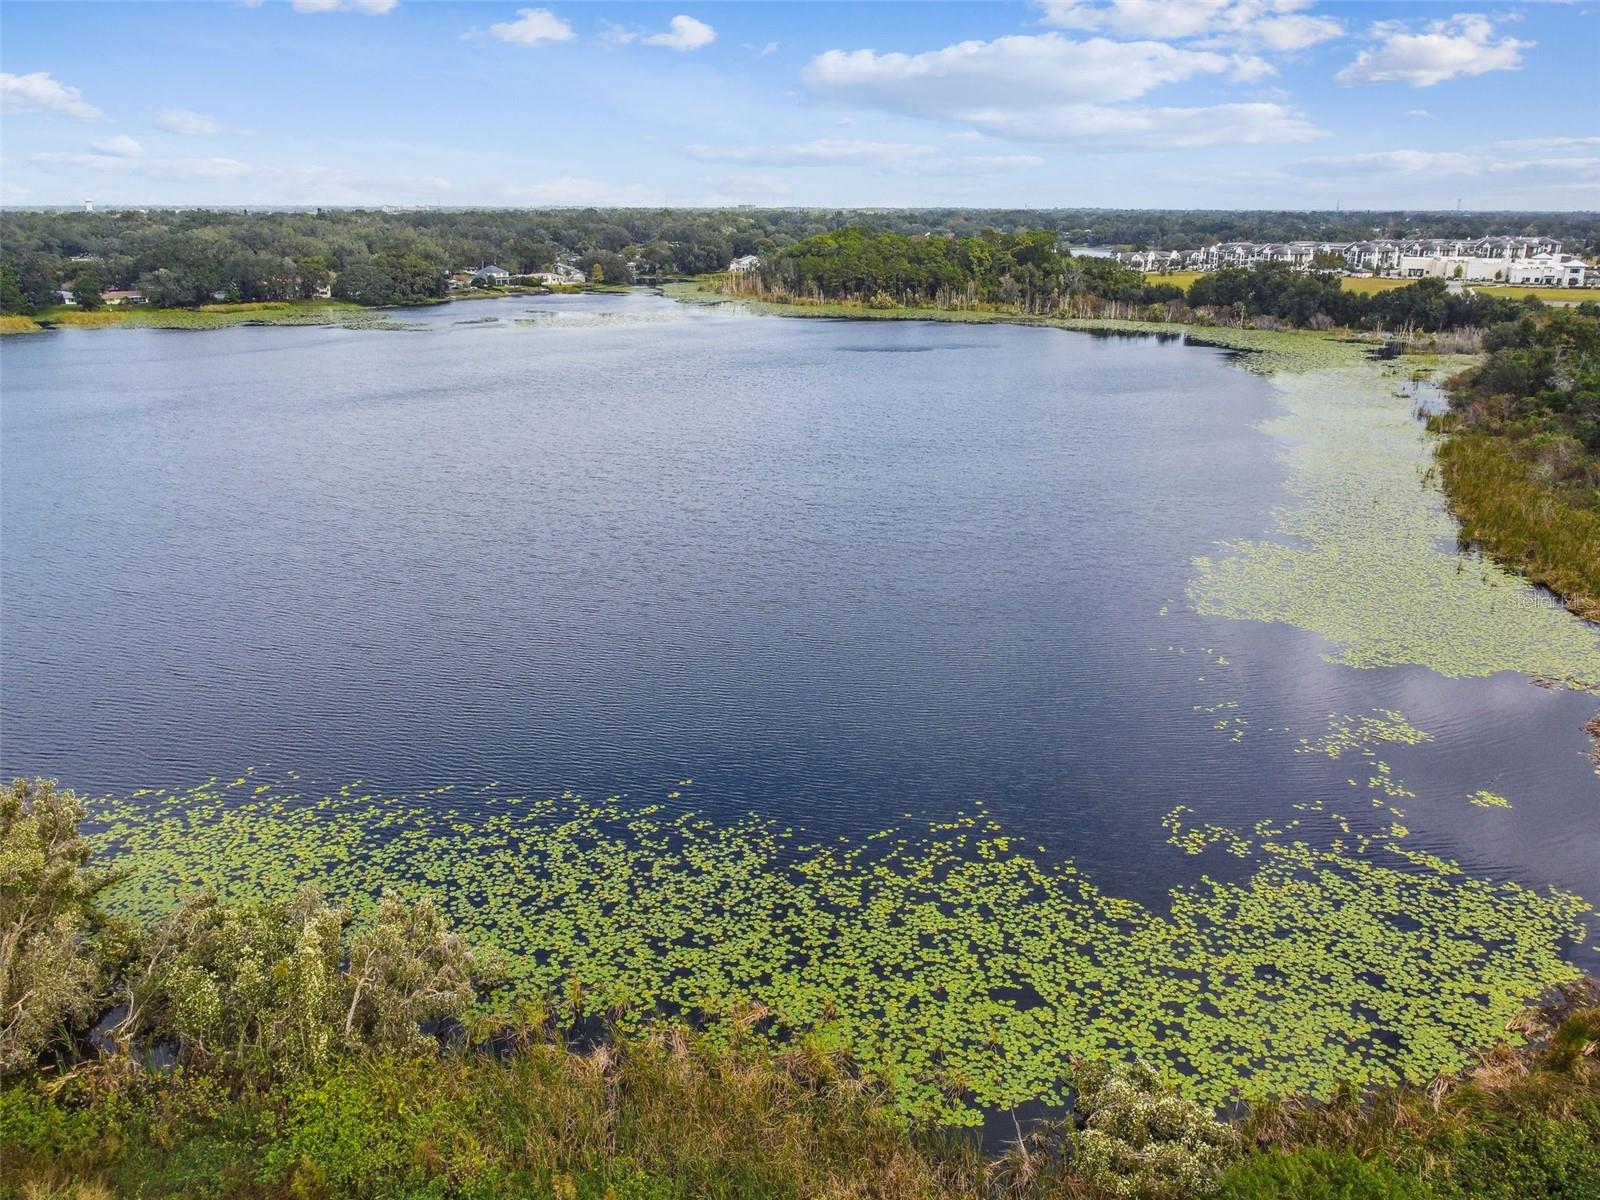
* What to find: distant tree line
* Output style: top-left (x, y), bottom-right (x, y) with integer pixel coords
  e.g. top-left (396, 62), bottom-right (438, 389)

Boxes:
top-left (741, 227), bottom-right (1567, 333)
top-left (2, 206), bottom-right (1595, 314)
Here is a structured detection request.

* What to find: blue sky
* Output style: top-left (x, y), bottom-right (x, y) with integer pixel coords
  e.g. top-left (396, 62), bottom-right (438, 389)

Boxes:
top-left (1, 1), bottom-right (1596, 208)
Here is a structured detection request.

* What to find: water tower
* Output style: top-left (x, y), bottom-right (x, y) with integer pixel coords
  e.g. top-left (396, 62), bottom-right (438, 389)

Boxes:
top-left (83, 197), bottom-right (93, 213)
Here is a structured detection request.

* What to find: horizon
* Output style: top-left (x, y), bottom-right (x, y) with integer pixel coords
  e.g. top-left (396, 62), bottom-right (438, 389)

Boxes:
top-left (2, 0), bottom-right (1597, 211)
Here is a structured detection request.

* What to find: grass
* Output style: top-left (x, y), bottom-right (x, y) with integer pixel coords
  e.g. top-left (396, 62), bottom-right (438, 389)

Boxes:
top-left (1435, 431), bottom-right (1600, 622)
top-left (1470, 285), bottom-right (1598, 304)
top-left (4, 989), bottom-right (1598, 1200)
top-left (24, 300), bottom-right (399, 332)
top-left (1137, 273), bottom-right (1598, 304)
top-left (1337, 276), bottom-right (1419, 294)
top-left (0, 314), bottom-right (43, 335)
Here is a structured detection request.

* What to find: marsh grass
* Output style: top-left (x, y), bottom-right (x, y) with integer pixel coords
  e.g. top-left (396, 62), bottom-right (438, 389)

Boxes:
top-left (1436, 432), bottom-right (1600, 622)
top-left (4, 996), bottom-right (1597, 1200)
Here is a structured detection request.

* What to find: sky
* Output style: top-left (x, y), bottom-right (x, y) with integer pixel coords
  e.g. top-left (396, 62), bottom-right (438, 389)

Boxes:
top-left (0, 0), bottom-right (1597, 210)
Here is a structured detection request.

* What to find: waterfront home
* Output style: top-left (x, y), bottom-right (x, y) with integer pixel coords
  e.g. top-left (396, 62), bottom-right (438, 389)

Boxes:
top-left (728, 254), bottom-right (762, 273)
top-left (101, 289), bottom-right (144, 306)
top-left (470, 264), bottom-right (512, 286)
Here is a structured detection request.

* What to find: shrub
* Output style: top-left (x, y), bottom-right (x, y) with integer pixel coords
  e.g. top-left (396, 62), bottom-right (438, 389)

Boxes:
top-left (0, 779), bottom-right (125, 1075)
top-left (1216, 1147), bottom-right (1434, 1199)
top-left (1058, 1062), bottom-right (1239, 1199)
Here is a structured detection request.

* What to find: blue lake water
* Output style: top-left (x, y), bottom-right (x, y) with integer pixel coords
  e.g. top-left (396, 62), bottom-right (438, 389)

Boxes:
top-left (2, 291), bottom-right (1596, 964)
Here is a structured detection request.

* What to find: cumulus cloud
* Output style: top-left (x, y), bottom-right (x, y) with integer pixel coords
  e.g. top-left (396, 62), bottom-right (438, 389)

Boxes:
top-left (0, 71), bottom-right (103, 121)
top-left (290, 0), bottom-right (397, 13)
top-left (92, 134), bottom-right (145, 158)
top-left (801, 34), bottom-right (1323, 148)
top-left (644, 15), bottom-right (715, 51)
top-left (804, 34), bottom-right (1231, 109)
top-left (487, 8), bottom-right (575, 45)
top-left (1037, 0), bottom-right (1342, 53)
top-left (154, 107), bottom-right (224, 135)
top-left (1336, 14), bottom-right (1528, 87)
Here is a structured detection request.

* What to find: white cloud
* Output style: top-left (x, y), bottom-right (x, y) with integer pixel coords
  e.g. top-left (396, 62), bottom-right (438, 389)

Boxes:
top-left (1228, 54), bottom-right (1277, 82)
top-left (1038, 1), bottom-right (1342, 53)
top-left (684, 138), bottom-right (1044, 176)
top-left (1295, 149), bottom-right (1600, 188)
top-left (1336, 14), bottom-right (1528, 87)
top-left (644, 15), bottom-right (715, 52)
top-left (802, 35), bottom-right (1323, 148)
top-left (32, 151), bottom-right (256, 179)
top-left (92, 134), bottom-right (145, 158)
top-left (1405, 109), bottom-right (1432, 118)
top-left (685, 138), bottom-right (936, 165)
top-left (1299, 149), bottom-right (1478, 176)
top-left (154, 107), bottom-right (224, 135)
top-left (291, 0), bottom-right (397, 13)
top-left (974, 101), bottom-right (1323, 148)
top-left (0, 71), bottom-right (103, 121)
top-left (696, 139), bottom-right (1046, 178)
top-left (488, 8), bottom-right (575, 45)
top-left (804, 34), bottom-right (1231, 110)
top-left (1494, 135), bottom-right (1600, 150)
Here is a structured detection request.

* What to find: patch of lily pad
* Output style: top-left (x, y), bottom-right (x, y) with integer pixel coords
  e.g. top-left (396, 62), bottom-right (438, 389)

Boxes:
top-left (88, 770), bottom-right (1589, 1125)
top-left (1187, 362), bottom-right (1600, 686)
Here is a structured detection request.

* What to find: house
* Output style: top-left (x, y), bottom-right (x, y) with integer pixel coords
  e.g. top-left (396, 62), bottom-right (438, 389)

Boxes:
top-left (101, 289), bottom-right (144, 306)
top-left (1506, 253), bottom-right (1588, 287)
top-left (727, 254), bottom-right (761, 273)
top-left (530, 264), bottom-right (585, 286)
top-left (470, 264), bottom-right (512, 286)
top-left (56, 289), bottom-right (76, 306)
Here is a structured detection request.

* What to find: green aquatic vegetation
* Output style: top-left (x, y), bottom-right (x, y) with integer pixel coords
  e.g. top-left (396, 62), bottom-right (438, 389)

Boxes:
top-left (86, 774), bottom-right (1591, 1125)
top-left (1297, 709), bottom-right (1431, 760)
top-left (1187, 364), bottom-right (1600, 687)
top-left (1468, 790), bottom-right (1512, 809)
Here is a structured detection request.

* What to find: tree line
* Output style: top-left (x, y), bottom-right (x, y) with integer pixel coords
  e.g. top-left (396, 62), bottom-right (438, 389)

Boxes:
top-left (737, 227), bottom-right (1579, 333)
top-left (2, 206), bottom-right (1595, 314)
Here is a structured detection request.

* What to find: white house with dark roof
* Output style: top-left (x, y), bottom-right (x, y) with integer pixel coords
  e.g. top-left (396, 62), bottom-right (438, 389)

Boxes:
top-left (470, 264), bottom-right (512, 286)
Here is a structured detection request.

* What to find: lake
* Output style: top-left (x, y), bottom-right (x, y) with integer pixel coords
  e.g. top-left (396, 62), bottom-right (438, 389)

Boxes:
top-left (3, 292), bottom-right (1596, 928)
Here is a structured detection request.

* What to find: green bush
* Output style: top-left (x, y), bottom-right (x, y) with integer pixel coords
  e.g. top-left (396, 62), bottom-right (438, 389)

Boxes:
top-left (1217, 1147), bottom-right (1434, 1199)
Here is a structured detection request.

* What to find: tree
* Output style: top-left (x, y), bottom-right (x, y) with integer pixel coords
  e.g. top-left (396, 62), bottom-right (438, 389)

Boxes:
top-left (0, 779), bottom-right (123, 1075)
top-left (72, 263), bottom-right (108, 311)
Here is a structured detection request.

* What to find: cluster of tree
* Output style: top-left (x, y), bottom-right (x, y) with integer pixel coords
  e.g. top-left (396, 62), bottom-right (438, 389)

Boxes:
top-left (1447, 308), bottom-right (1600, 452)
top-left (1434, 308), bottom-right (1600, 621)
top-left (1, 777), bottom-right (495, 1082)
top-left (3, 206), bottom-right (1594, 314)
top-left (739, 230), bottom-right (1555, 333)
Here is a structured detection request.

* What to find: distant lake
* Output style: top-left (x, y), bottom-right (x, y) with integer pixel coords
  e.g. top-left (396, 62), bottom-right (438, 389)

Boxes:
top-left (2, 291), bottom-right (1596, 967)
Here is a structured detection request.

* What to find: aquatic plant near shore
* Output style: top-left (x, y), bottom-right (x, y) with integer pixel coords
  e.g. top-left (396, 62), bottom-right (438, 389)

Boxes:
top-left (1189, 365), bottom-right (1600, 686)
top-left (85, 772), bottom-right (1590, 1125)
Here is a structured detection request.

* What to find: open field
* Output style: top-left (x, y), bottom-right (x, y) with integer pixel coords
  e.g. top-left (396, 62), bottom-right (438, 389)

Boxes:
top-left (1337, 276), bottom-right (1420, 294)
top-left (1143, 271), bottom-right (1597, 304)
top-left (1471, 285), bottom-right (1598, 304)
